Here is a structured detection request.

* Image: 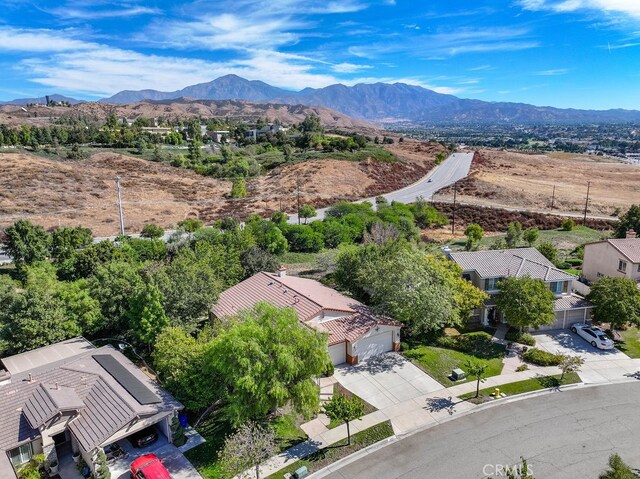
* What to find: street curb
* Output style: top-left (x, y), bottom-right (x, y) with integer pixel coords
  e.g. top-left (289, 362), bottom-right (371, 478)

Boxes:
top-left (306, 378), bottom-right (640, 478)
top-left (308, 435), bottom-right (397, 479)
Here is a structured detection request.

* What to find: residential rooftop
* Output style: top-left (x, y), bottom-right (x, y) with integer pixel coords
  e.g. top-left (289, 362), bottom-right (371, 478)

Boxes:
top-left (589, 238), bottom-right (640, 263)
top-left (449, 248), bottom-right (576, 282)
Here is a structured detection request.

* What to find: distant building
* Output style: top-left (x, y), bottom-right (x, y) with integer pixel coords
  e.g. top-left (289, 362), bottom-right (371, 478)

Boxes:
top-left (582, 231), bottom-right (640, 283)
top-left (206, 130), bottom-right (230, 143)
top-left (244, 124), bottom-right (289, 140)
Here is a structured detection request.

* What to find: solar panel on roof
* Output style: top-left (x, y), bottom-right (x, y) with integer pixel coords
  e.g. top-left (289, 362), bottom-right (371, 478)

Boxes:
top-left (92, 354), bottom-right (161, 405)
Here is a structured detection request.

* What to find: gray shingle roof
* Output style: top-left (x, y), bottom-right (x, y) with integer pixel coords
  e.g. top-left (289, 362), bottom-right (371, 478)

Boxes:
top-left (22, 383), bottom-right (84, 429)
top-left (449, 248), bottom-right (576, 281)
top-left (554, 294), bottom-right (593, 311)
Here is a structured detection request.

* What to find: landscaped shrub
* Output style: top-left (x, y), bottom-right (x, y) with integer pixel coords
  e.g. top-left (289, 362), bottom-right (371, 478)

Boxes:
top-left (434, 331), bottom-right (500, 358)
top-left (515, 364), bottom-right (529, 372)
top-left (505, 328), bottom-right (537, 346)
top-left (565, 258), bottom-right (583, 267)
top-left (522, 348), bottom-right (563, 366)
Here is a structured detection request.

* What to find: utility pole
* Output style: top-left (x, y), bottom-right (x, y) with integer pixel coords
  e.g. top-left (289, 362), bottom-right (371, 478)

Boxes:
top-left (551, 185), bottom-right (556, 210)
top-left (115, 176), bottom-right (125, 236)
top-left (296, 174), bottom-right (301, 225)
top-left (451, 181), bottom-right (458, 235)
top-left (583, 181), bottom-right (591, 225)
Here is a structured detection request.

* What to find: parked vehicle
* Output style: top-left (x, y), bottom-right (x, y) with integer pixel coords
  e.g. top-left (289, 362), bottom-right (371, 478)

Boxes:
top-left (571, 323), bottom-right (615, 350)
top-left (130, 454), bottom-right (171, 479)
top-left (128, 427), bottom-right (159, 448)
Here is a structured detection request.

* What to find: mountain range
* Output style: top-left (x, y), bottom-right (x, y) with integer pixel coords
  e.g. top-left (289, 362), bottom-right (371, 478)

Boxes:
top-left (0, 94), bottom-right (82, 106)
top-left (6, 75), bottom-right (640, 123)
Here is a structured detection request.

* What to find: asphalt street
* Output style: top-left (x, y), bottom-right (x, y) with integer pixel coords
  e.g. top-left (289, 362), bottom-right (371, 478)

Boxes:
top-left (318, 382), bottom-right (640, 479)
top-left (287, 151), bottom-right (474, 224)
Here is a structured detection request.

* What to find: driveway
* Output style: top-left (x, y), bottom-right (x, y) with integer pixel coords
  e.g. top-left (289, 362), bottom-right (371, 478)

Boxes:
top-left (334, 353), bottom-right (444, 409)
top-left (534, 330), bottom-right (629, 361)
top-left (112, 439), bottom-right (204, 479)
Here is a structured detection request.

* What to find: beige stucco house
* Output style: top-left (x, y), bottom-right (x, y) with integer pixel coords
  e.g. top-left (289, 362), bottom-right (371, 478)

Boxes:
top-left (448, 248), bottom-right (593, 331)
top-left (211, 267), bottom-right (401, 365)
top-left (582, 231), bottom-right (640, 283)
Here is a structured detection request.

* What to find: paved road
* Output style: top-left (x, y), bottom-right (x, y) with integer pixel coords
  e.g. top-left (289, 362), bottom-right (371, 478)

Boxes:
top-left (318, 382), bottom-right (640, 479)
top-left (288, 152), bottom-right (474, 224)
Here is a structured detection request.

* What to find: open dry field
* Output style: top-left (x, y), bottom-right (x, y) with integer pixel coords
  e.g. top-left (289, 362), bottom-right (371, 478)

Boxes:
top-left (436, 149), bottom-right (640, 216)
top-left (0, 140), bottom-right (442, 235)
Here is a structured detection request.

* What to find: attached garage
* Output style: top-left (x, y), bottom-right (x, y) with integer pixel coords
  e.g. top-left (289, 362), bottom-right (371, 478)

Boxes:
top-left (354, 330), bottom-right (393, 362)
top-left (328, 342), bottom-right (347, 365)
top-left (536, 295), bottom-right (593, 331)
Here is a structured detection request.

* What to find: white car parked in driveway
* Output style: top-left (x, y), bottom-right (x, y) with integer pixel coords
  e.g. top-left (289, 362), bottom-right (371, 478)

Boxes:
top-left (570, 323), bottom-right (615, 350)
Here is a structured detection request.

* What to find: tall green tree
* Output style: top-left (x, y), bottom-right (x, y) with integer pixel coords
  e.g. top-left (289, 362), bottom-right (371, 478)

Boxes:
top-left (323, 394), bottom-right (365, 445)
top-left (49, 226), bottom-right (93, 262)
top-left (615, 205), bottom-right (640, 238)
top-left (153, 326), bottom-right (219, 411)
top-left (207, 302), bottom-right (330, 425)
top-left (587, 277), bottom-right (640, 333)
top-left (505, 221), bottom-right (523, 248)
top-left (523, 227), bottom-right (539, 247)
top-left (494, 277), bottom-right (556, 331)
top-left (464, 223), bottom-right (484, 251)
top-left (3, 220), bottom-right (50, 274)
top-left (127, 279), bottom-right (169, 348)
top-left (299, 204), bottom-right (317, 224)
top-left (231, 177), bottom-right (247, 198)
top-left (536, 242), bottom-right (558, 264)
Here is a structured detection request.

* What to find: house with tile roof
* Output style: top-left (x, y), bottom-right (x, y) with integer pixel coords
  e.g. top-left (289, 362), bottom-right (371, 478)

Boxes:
top-left (211, 267), bottom-right (401, 365)
top-left (582, 231), bottom-right (640, 283)
top-left (447, 248), bottom-right (592, 330)
top-left (0, 338), bottom-right (183, 479)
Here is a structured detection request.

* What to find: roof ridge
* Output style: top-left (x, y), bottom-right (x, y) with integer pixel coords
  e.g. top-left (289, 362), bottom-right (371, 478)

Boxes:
top-left (259, 271), bottom-right (324, 312)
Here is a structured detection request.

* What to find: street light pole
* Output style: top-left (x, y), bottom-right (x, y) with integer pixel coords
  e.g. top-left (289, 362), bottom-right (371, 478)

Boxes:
top-left (451, 181), bottom-right (458, 235)
top-left (583, 181), bottom-right (591, 225)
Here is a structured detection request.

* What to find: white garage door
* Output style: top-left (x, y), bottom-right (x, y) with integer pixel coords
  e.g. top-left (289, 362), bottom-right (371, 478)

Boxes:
top-left (328, 342), bottom-right (346, 365)
top-left (538, 309), bottom-right (588, 331)
top-left (357, 331), bottom-right (393, 362)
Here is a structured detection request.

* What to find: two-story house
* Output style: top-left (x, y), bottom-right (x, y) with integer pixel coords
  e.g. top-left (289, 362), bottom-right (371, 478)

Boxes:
top-left (448, 248), bottom-right (593, 331)
top-left (211, 267), bottom-right (401, 365)
top-left (582, 231), bottom-right (640, 283)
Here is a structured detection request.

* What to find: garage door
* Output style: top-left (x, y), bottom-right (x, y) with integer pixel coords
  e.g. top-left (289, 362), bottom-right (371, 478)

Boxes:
top-left (328, 342), bottom-right (346, 365)
top-left (357, 331), bottom-right (393, 362)
top-left (537, 309), bottom-right (588, 331)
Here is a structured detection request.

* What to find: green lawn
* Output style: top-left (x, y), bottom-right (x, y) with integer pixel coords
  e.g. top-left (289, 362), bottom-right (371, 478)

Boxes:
top-left (278, 251), bottom-right (323, 264)
top-left (327, 383), bottom-right (377, 429)
top-left (448, 226), bottom-right (608, 253)
top-left (458, 372), bottom-right (582, 404)
top-left (184, 410), bottom-right (308, 479)
top-left (403, 332), bottom-right (506, 386)
top-left (613, 327), bottom-right (640, 358)
top-left (265, 421), bottom-right (395, 479)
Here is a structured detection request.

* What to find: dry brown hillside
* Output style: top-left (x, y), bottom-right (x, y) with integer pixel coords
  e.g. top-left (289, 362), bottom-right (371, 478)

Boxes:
top-left (0, 99), bottom-right (376, 131)
top-left (0, 140), bottom-right (443, 235)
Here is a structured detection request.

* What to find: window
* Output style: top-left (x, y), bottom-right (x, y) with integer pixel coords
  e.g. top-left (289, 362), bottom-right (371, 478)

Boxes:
top-left (9, 442), bottom-right (33, 467)
top-left (619, 260), bottom-right (627, 273)
top-left (550, 281), bottom-right (564, 294)
top-left (485, 278), bottom-right (499, 290)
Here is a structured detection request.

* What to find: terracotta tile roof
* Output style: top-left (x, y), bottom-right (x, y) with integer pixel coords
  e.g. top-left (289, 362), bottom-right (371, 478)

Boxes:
top-left (212, 272), bottom-right (361, 321)
top-left (321, 313), bottom-right (401, 345)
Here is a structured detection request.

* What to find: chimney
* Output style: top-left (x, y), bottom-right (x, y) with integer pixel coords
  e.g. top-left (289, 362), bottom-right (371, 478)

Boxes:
top-left (627, 230), bottom-right (637, 239)
top-left (278, 265), bottom-right (287, 278)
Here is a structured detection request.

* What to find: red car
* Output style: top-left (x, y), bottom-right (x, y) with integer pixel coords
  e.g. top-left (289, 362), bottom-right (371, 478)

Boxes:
top-left (130, 454), bottom-right (171, 479)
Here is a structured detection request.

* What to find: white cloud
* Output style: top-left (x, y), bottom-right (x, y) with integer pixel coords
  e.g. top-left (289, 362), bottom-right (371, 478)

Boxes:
top-left (535, 68), bottom-right (569, 75)
top-left (0, 27), bottom-right (97, 52)
top-left (519, 0), bottom-right (640, 19)
top-left (48, 5), bottom-right (160, 19)
top-left (331, 62), bottom-right (372, 73)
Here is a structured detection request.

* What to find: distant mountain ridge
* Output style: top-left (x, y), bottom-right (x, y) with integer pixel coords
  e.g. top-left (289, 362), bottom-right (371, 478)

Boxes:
top-left (0, 94), bottom-right (82, 105)
top-left (7, 75), bottom-right (640, 123)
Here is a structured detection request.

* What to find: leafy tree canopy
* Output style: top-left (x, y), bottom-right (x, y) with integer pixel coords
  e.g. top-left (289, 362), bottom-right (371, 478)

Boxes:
top-left (495, 276), bottom-right (556, 331)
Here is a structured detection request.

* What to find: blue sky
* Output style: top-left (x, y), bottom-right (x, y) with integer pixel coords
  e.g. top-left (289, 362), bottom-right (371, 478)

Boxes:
top-left (1, 0), bottom-right (640, 109)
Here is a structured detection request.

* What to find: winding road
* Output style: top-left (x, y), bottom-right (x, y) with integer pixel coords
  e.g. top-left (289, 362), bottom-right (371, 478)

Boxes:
top-left (316, 382), bottom-right (640, 479)
top-left (287, 152), bottom-right (475, 224)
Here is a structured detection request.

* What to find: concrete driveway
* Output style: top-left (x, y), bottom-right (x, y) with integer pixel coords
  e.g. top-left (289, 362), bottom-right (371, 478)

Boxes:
top-left (534, 330), bottom-right (629, 362)
top-left (112, 442), bottom-right (203, 479)
top-left (334, 353), bottom-right (444, 409)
